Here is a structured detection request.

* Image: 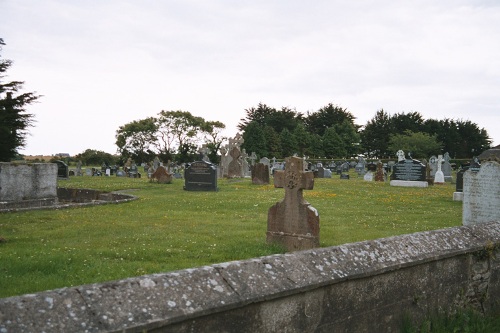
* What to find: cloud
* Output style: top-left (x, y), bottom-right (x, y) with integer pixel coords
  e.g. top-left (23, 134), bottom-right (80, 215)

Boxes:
top-left (1, 0), bottom-right (499, 155)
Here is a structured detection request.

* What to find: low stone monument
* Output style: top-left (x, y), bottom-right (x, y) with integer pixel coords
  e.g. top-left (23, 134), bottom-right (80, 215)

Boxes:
top-left (150, 166), bottom-right (173, 184)
top-left (267, 156), bottom-right (319, 251)
top-left (462, 161), bottom-right (500, 225)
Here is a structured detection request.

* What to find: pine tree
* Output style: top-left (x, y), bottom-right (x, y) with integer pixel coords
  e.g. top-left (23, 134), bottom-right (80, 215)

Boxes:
top-left (0, 38), bottom-right (40, 161)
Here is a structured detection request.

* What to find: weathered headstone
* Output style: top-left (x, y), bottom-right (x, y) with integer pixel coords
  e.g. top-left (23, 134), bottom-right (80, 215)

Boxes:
top-left (390, 157), bottom-right (428, 187)
top-left (227, 134), bottom-right (244, 178)
top-left (316, 166), bottom-right (332, 178)
top-left (267, 156), bottom-right (319, 251)
top-left (355, 156), bottom-right (366, 175)
top-left (150, 166), bottom-right (173, 184)
top-left (429, 155), bottom-right (438, 177)
top-left (184, 161), bottom-right (218, 191)
top-left (375, 161), bottom-right (385, 182)
top-left (251, 163), bottom-right (270, 185)
top-left (363, 172), bottom-right (374, 181)
top-left (463, 161), bottom-right (500, 225)
top-left (76, 160), bottom-right (83, 176)
top-left (442, 152), bottom-right (453, 182)
top-left (54, 160), bottom-right (69, 179)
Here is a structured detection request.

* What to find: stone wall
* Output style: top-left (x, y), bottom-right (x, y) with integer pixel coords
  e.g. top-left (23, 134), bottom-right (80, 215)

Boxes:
top-left (1, 222), bottom-right (499, 332)
top-left (0, 162), bottom-right (57, 201)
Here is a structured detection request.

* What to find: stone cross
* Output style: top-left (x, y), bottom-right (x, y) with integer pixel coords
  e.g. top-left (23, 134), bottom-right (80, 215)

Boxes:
top-left (396, 150), bottom-right (405, 162)
top-left (249, 152), bottom-right (257, 166)
top-left (267, 156), bottom-right (319, 251)
top-left (434, 154), bottom-right (445, 184)
top-left (199, 145), bottom-right (210, 162)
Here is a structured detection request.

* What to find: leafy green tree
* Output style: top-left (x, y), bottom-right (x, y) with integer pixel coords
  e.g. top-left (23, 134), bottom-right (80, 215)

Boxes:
top-left (242, 121), bottom-right (267, 158)
top-left (305, 103), bottom-right (357, 136)
top-left (388, 130), bottom-right (443, 158)
top-left (263, 125), bottom-right (282, 158)
top-left (293, 123), bottom-right (311, 157)
top-left (323, 127), bottom-right (346, 158)
top-left (391, 111), bottom-right (425, 133)
top-left (201, 120), bottom-right (226, 163)
top-left (305, 133), bottom-right (324, 158)
top-left (334, 119), bottom-right (360, 158)
top-left (74, 149), bottom-right (117, 166)
top-left (0, 38), bottom-right (40, 161)
top-left (280, 128), bottom-right (298, 158)
top-left (115, 117), bottom-right (157, 164)
top-left (156, 110), bottom-right (205, 159)
top-left (455, 120), bottom-right (491, 158)
top-left (360, 109), bottom-right (393, 158)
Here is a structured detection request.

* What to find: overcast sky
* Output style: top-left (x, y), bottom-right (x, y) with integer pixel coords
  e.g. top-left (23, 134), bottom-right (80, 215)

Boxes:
top-left (2, 0), bottom-right (499, 156)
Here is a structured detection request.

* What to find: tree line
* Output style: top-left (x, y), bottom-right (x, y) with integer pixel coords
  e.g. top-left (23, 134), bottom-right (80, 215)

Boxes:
top-left (239, 103), bottom-right (491, 160)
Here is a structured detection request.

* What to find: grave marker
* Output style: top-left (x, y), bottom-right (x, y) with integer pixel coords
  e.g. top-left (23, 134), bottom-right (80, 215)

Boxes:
top-left (390, 155), bottom-right (428, 187)
top-left (184, 161), bottom-right (218, 191)
top-left (267, 156), bottom-right (319, 251)
top-left (251, 163), bottom-right (270, 185)
top-left (463, 161), bottom-right (500, 225)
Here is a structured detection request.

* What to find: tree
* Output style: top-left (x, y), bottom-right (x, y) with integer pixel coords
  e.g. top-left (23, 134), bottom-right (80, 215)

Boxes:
top-left (360, 109), bottom-right (393, 158)
top-left (0, 38), bottom-right (40, 161)
top-left (323, 127), bottom-right (345, 158)
top-left (115, 117), bottom-right (157, 164)
top-left (157, 110), bottom-right (205, 160)
top-left (388, 130), bottom-right (443, 159)
top-left (292, 123), bottom-right (311, 157)
top-left (279, 128), bottom-right (298, 158)
top-left (263, 125), bottom-right (281, 158)
top-left (241, 121), bottom-right (267, 158)
top-left (333, 119), bottom-right (360, 158)
top-left (305, 103), bottom-right (358, 136)
top-left (201, 120), bottom-right (226, 163)
top-left (74, 149), bottom-right (117, 166)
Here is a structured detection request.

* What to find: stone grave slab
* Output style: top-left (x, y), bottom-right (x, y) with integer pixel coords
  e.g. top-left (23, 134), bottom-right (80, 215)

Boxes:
top-left (251, 163), bottom-right (270, 185)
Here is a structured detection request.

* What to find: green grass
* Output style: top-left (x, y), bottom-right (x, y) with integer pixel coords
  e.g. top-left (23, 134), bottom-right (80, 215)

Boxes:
top-left (0, 171), bottom-right (462, 298)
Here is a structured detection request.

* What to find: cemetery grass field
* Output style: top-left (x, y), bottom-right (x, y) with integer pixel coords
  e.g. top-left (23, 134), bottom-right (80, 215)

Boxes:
top-left (0, 172), bottom-right (462, 298)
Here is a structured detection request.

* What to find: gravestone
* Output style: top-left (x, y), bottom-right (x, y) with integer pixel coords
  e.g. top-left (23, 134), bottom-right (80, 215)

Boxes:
top-left (85, 168), bottom-right (92, 176)
top-left (463, 161), bottom-right (500, 225)
top-left (267, 156), bottom-right (319, 251)
top-left (316, 166), bottom-right (332, 178)
top-left (363, 172), bottom-right (373, 181)
top-left (249, 152), bottom-right (257, 166)
top-left (241, 149), bottom-right (250, 177)
top-left (340, 173), bottom-right (350, 180)
top-left (184, 161), bottom-right (218, 191)
top-left (227, 134), bottom-right (244, 178)
top-left (396, 150), bottom-right (405, 162)
top-left (150, 166), bottom-right (173, 184)
top-left (367, 162), bottom-right (377, 172)
top-left (429, 156), bottom-right (438, 177)
top-left (251, 163), bottom-right (270, 185)
top-left (442, 152), bottom-right (453, 182)
top-left (375, 161), bottom-right (386, 182)
top-left (355, 156), bottom-right (366, 175)
top-left (76, 160), bottom-right (83, 176)
top-left (116, 169), bottom-right (126, 177)
top-left (54, 160), bottom-right (69, 179)
top-left (260, 157), bottom-right (270, 168)
top-left (152, 156), bottom-right (160, 173)
top-left (434, 155), bottom-right (445, 184)
top-left (390, 157), bottom-right (428, 187)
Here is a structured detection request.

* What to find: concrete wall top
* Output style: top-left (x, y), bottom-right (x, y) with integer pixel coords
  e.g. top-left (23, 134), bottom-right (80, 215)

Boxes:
top-left (0, 163), bottom-right (57, 201)
top-left (0, 222), bottom-right (499, 333)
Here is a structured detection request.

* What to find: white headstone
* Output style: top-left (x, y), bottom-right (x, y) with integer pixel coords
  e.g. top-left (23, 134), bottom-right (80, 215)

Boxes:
top-left (434, 154), bottom-right (445, 184)
top-left (463, 161), bottom-right (500, 225)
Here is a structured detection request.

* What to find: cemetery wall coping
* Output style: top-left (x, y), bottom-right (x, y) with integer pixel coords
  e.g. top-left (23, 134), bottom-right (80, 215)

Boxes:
top-left (0, 222), bottom-right (499, 332)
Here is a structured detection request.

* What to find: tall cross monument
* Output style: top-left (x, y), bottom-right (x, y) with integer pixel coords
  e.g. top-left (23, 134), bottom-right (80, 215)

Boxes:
top-left (267, 156), bottom-right (320, 251)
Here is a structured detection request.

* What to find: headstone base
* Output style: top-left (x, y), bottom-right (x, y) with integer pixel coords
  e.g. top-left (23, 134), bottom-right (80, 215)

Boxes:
top-left (266, 231), bottom-right (319, 252)
top-left (390, 180), bottom-right (428, 188)
top-left (453, 192), bottom-right (464, 201)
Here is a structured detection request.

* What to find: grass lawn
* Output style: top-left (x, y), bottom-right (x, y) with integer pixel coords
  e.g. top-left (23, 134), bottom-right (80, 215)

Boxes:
top-left (0, 171), bottom-right (462, 298)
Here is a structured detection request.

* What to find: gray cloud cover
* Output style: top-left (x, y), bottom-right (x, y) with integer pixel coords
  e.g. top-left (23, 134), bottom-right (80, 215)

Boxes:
top-left (2, 0), bottom-right (499, 155)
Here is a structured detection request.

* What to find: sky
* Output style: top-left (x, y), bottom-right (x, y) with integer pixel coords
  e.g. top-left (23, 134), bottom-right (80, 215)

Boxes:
top-left (2, 0), bottom-right (499, 156)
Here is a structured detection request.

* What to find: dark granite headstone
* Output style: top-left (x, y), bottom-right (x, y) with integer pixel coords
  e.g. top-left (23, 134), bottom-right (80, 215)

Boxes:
top-left (456, 168), bottom-right (466, 192)
top-left (184, 161), bottom-right (218, 191)
top-left (340, 173), bottom-right (350, 179)
top-left (390, 159), bottom-right (426, 181)
top-left (54, 160), bottom-right (69, 179)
